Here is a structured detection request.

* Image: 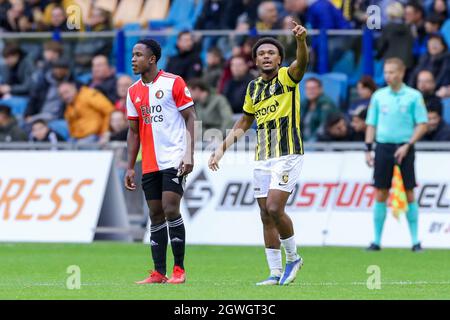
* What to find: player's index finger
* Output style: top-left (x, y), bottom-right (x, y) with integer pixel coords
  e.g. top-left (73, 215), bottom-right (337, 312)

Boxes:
top-left (291, 19), bottom-right (298, 27)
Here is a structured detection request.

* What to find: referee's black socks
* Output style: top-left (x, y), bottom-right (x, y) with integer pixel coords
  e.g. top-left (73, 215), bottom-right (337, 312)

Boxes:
top-left (168, 215), bottom-right (185, 269)
top-left (150, 221), bottom-right (168, 275)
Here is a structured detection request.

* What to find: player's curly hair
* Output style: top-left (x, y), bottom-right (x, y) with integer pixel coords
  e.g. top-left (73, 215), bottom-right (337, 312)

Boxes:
top-left (136, 39), bottom-right (162, 63)
top-left (251, 37), bottom-right (285, 63)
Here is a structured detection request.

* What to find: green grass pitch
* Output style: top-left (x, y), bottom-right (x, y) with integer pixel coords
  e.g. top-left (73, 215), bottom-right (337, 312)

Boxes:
top-left (0, 242), bottom-right (449, 300)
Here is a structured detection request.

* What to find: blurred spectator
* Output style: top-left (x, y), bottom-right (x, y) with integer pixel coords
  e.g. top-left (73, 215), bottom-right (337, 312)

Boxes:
top-left (73, 9), bottom-right (112, 74)
top-left (415, 69), bottom-right (442, 106)
top-left (405, 1), bottom-right (427, 57)
top-left (430, 0), bottom-right (448, 21)
top-left (99, 110), bottom-right (128, 144)
top-left (195, 0), bottom-right (227, 30)
top-left (166, 31), bottom-right (203, 82)
top-left (32, 40), bottom-right (64, 81)
top-left (422, 100), bottom-right (450, 141)
top-left (222, 55), bottom-right (255, 113)
top-left (188, 78), bottom-right (234, 138)
top-left (0, 104), bottom-right (27, 142)
top-left (43, 4), bottom-right (71, 31)
top-left (307, 0), bottom-right (351, 29)
top-left (88, 55), bottom-right (117, 103)
top-left (42, 0), bottom-right (80, 31)
top-left (217, 37), bottom-right (258, 93)
top-left (281, 0), bottom-right (308, 25)
top-left (256, 1), bottom-right (282, 31)
top-left (29, 119), bottom-right (64, 143)
top-left (301, 77), bottom-right (338, 141)
top-left (222, 0), bottom-right (262, 29)
top-left (424, 13), bottom-right (445, 34)
top-left (317, 112), bottom-right (358, 142)
top-left (25, 58), bottom-right (73, 124)
top-left (24, 0), bottom-right (48, 31)
top-left (202, 47), bottom-right (225, 91)
top-left (115, 75), bottom-right (133, 114)
top-left (0, 42), bottom-right (33, 98)
top-left (1, 0), bottom-right (31, 32)
top-left (0, 1), bottom-right (11, 32)
top-left (59, 82), bottom-right (114, 143)
top-left (86, 6), bottom-right (112, 31)
top-left (408, 34), bottom-right (450, 89)
top-left (376, 2), bottom-right (414, 70)
top-left (350, 105), bottom-right (367, 141)
top-left (348, 76), bottom-right (377, 115)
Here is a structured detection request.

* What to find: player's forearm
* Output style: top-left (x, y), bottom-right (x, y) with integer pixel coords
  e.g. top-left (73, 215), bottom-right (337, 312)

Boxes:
top-left (218, 116), bottom-right (252, 155)
top-left (365, 125), bottom-right (376, 144)
top-left (184, 112), bottom-right (196, 158)
top-left (295, 39), bottom-right (308, 77)
top-left (126, 129), bottom-right (140, 170)
top-left (409, 123), bottom-right (428, 144)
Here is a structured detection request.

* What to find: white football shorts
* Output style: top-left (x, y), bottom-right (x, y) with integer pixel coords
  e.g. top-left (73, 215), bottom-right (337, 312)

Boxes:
top-left (253, 154), bottom-right (304, 199)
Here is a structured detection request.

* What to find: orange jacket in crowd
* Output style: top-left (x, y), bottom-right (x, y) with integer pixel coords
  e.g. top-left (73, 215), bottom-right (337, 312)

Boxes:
top-left (64, 87), bottom-right (114, 139)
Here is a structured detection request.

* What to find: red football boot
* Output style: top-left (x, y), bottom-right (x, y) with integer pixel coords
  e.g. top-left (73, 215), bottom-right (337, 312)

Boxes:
top-left (135, 270), bottom-right (168, 284)
top-left (167, 266), bottom-right (186, 284)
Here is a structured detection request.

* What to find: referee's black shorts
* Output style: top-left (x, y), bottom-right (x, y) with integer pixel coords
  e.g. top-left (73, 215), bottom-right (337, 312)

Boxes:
top-left (142, 168), bottom-right (186, 201)
top-left (373, 142), bottom-right (416, 190)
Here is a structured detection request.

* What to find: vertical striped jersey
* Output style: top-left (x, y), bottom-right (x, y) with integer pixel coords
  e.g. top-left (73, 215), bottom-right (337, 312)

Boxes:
top-left (243, 67), bottom-right (303, 161)
top-left (126, 70), bottom-right (194, 174)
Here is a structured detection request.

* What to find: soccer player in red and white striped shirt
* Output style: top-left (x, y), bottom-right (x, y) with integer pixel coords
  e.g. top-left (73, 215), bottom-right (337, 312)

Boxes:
top-left (125, 39), bottom-right (196, 284)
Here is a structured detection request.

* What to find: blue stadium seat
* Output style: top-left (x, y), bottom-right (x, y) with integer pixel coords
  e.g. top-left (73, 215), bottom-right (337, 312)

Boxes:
top-left (76, 73), bottom-right (92, 84)
top-left (0, 96), bottom-right (29, 119)
top-left (443, 98), bottom-right (450, 125)
top-left (48, 119), bottom-right (70, 141)
top-left (331, 50), bottom-right (355, 77)
top-left (322, 72), bottom-right (348, 105)
top-left (149, 0), bottom-right (203, 30)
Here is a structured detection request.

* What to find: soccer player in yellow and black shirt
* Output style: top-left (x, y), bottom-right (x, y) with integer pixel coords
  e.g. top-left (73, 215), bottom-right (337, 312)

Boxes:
top-left (209, 20), bottom-right (308, 286)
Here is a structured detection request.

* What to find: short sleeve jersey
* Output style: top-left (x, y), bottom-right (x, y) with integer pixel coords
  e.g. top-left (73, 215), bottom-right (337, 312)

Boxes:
top-left (366, 84), bottom-right (427, 144)
top-left (126, 70), bottom-right (194, 174)
top-left (243, 67), bottom-right (303, 161)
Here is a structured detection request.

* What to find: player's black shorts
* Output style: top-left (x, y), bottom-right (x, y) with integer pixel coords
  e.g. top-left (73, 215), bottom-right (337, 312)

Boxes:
top-left (373, 142), bottom-right (416, 190)
top-left (142, 168), bottom-right (186, 201)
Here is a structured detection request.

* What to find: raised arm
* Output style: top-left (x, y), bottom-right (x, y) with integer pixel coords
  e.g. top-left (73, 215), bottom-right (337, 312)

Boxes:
top-left (288, 20), bottom-right (309, 82)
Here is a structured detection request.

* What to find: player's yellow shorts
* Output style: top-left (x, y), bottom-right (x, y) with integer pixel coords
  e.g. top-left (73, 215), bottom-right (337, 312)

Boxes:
top-left (253, 154), bottom-right (304, 198)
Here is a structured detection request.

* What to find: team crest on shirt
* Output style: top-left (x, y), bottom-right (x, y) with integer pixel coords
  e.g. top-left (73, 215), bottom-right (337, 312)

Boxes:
top-left (155, 90), bottom-right (164, 99)
top-left (281, 172), bottom-right (289, 184)
top-left (269, 84), bottom-right (276, 95)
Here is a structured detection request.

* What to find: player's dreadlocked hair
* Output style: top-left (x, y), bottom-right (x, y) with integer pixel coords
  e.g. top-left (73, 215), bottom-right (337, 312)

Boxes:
top-left (251, 37), bottom-right (285, 64)
top-left (136, 39), bottom-right (162, 63)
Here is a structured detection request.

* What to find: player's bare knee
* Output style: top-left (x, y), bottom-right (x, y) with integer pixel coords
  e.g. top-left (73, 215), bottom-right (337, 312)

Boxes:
top-left (149, 211), bottom-right (165, 225)
top-left (260, 209), bottom-right (275, 226)
top-left (162, 204), bottom-right (180, 220)
top-left (376, 189), bottom-right (389, 202)
top-left (266, 205), bottom-right (283, 224)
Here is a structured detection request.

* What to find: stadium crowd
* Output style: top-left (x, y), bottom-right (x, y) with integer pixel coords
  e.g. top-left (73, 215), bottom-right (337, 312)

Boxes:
top-left (0, 0), bottom-right (450, 145)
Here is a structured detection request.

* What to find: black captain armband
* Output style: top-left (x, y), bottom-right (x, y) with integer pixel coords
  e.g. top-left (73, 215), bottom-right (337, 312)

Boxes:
top-left (365, 143), bottom-right (373, 152)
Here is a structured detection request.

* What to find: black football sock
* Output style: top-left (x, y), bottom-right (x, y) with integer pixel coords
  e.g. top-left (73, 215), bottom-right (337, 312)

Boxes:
top-left (150, 220), bottom-right (168, 275)
top-left (168, 215), bottom-right (185, 269)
